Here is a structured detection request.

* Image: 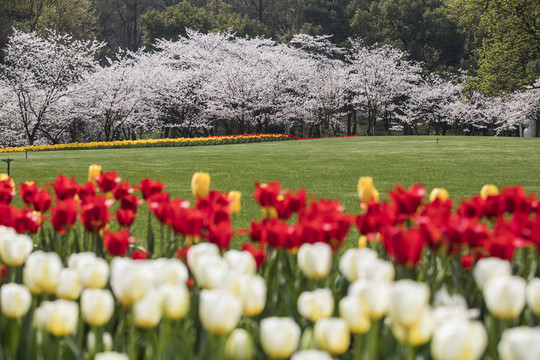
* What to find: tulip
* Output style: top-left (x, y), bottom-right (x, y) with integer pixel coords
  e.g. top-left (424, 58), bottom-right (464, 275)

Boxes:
top-left (297, 243), bottom-right (332, 280)
top-left (357, 176), bottom-right (379, 203)
top-left (391, 306), bottom-right (434, 346)
top-left (429, 188), bottom-right (450, 202)
top-left (224, 250), bottom-right (256, 275)
top-left (33, 301), bottom-right (54, 332)
top-left (227, 191), bottom-right (242, 214)
top-left (389, 280), bottom-right (430, 328)
top-left (133, 289), bottom-right (163, 328)
top-left (260, 317), bottom-right (301, 359)
top-left (191, 172), bottom-right (210, 199)
top-left (338, 248), bottom-right (378, 282)
top-left (348, 280), bottom-right (391, 320)
top-left (80, 289), bottom-right (115, 327)
top-left (225, 328), bottom-right (254, 360)
top-left (149, 258), bottom-right (189, 287)
top-left (480, 184), bottom-right (499, 199)
top-left (47, 299), bottom-right (79, 336)
top-left (358, 258), bottom-right (395, 282)
top-left (298, 288), bottom-right (335, 322)
top-left (473, 257), bottom-right (512, 291)
top-left (237, 274), bottom-right (266, 316)
top-left (431, 319), bottom-right (487, 360)
top-left (291, 350), bottom-right (333, 360)
top-left (199, 289), bottom-right (242, 335)
top-left (338, 294), bottom-right (371, 334)
top-left (314, 318), bottom-right (350, 355)
top-left (498, 326), bottom-right (540, 360)
top-left (110, 258), bottom-right (152, 305)
top-left (526, 278), bottom-right (540, 316)
top-left (0, 283), bottom-right (31, 318)
top-left (483, 275), bottom-right (526, 320)
top-left (160, 283), bottom-right (190, 320)
top-left (192, 254), bottom-right (230, 289)
top-left (95, 352), bottom-right (129, 360)
top-left (68, 252), bottom-right (109, 289)
top-left (186, 242), bottom-right (220, 270)
top-left (103, 229), bottom-right (132, 257)
top-left (23, 251), bottom-right (62, 295)
top-left (88, 164), bottom-right (103, 184)
top-left (0, 232), bottom-right (33, 267)
top-left (56, 268), bottom-right (82, 300)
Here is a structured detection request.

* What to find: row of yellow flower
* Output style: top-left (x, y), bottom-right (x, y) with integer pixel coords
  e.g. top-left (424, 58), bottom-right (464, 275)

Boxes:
top-left (0, 133), bottom-right (296, 153)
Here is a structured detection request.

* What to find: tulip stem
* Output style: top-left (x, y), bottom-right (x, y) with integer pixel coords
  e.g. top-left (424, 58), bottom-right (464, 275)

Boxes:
top-left (353, 334), bottom-right (363, 360)
top-left (367, 319), bottom-right (380, 360)
top-left (406, 344), bottom-right (416, 360)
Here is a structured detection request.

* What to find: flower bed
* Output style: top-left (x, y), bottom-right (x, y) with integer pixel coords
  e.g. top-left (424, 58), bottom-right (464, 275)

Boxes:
top-left (0, 168), bottom-right (539, 359)
top-left (0, 133), bottom-right (296, 153)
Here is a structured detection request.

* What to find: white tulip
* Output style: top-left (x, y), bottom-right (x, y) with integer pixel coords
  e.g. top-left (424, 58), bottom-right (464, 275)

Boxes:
top-left (160, 283), bottom-right (190, 320)
top-left (297, 243), bottom-right (332, 279)
top-left (110, 258), bottom-right (152, 305)
top-left (47, 299), bottom-right (79, 337)
top-left (484, 275), bottom-right (526, 320)
top-left (192, 255), bottom-right (229, 289)
top-left (0, 283), bottom-right (31, 318)
top-left (186, 242), bottom-right (219, 270)
top-left (80, 288), bottom-right (115, 327)
top-left (23, 251), bottom-right (62, 295)
top-left (199, 289), bottom-right (242, 335)
top-left (498, 326), bottom-right (540, 360)
top-left (348, 280), bottom-right (391, 320)
top-left (224, 250), bottom-right (256, 275)
top-left (526, 278), bottom-right (540, 316)
top-left (94, 352), bottom-right (129, 360)
top-left (473, 257), bottom-right (512, 291)
top-left (133, 289), bottom-right (163, 328)
top-left (237, 274), bottom-right (266, 316)
top-left (291, 350), bottom-right (333, 360)
top-left (260, 317), bottom-right (301, 359)
top-left (391, 306), bottom-right (434, 346)
top-left (389, 280), bottom-right (430, 328)
top-left (68, 252), bottom-right (109, 289)
top-left (297, 288), bottom-right (335, 322)
top-left (149, 258), bottom-right (188, 287)
top-left (360, 258), bottom-right (395, 282)
top-left (431, 319), bottom-right (487, 360)
top-left (56, 268), bottom-right (82, 300)
top-left (0, 232), bottom-right (33, 266)
top-left (339, 248), bottom-right (378, 282)
top-left (338, 295), bottom-right (371, 334)
top-left (225, 328), bottom-right (254, 360)
top-left (314, 318), bottom-right (350, 355)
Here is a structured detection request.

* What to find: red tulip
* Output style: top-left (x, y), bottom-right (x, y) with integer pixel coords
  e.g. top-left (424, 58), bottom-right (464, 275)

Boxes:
top-left (254, 181), bottom-right (281, 207)
top-left (78, 182), bottom-right (96, 204)
top-left (51, 199), bottom-right (78, 234)
top-left (80, 195), bottom-right (112, 233)
top-left (131, 250), bottom-right (148, 260)
top-left (116, 209), bottom-right (136, 227)
top-left (31, 188), bottom-right (52, 212)
top-left (120, 194), bottom-right (142, 212)
top-left (0, 179), bottom-right (16, 204)
top-left (382, 226), bottom-right (426, 267)
top-left (97, 171), bottom-right (122, 193)
top-left (207, 220), bottom-right (233, 249)
top-left (388, 184), bottom-right (426, 216)
top-left (138, 178), bottom-right (165, 200)
top-left (242, 243), bottom-right (268, 268)
top-left (50, 175), bottom-right (79, 200)
top-left (112, 181), bottom-right (133, 200)
top-left (103, 229), bottom-right (133, 256)
top-left (20, 182), bottom-right (38, 204)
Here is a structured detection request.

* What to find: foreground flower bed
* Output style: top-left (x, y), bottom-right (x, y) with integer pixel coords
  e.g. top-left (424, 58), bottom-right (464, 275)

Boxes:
top-left (0, 133), bottom-right (296, 153)
top-left (0, 168), bottom-right (539, 359)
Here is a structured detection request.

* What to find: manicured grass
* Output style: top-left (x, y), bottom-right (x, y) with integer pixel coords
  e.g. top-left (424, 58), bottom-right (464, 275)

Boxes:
top-left (4, 136), bottom-right (540, 239)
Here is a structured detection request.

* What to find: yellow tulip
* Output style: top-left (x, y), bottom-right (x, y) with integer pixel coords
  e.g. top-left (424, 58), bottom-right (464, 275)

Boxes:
top-left (88, 164), bottom-right (102, 184)
top-left (227, 191), bottom-right (242, 214)
top-left (357, 177), bottom-right (379, 203)
top-left (429, 188), bottom-right (450, 202)
top-left (191, 172), bottom-right (210, 198)
top-left (480, 184), bottom-right (499, 199)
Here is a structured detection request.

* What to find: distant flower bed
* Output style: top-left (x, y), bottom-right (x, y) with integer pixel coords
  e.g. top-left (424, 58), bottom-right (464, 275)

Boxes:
top-left (0, 133), bottom-right (296, 153)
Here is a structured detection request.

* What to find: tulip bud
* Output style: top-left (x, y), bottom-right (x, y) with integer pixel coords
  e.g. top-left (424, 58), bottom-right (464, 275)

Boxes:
top-left (225, 328), bottom-right (254, 360)
top-left (357, 177), bottom-right (379, 203)
top-left (0, 232), bottom-right (33, 266)
top-left (191, 172), bottom-right (210, 199)
top-left (0, 283), bottom-right (31, 318)
top-left (224, 250), bottom-right (256, 275)
top-left (227, 191), bottom-right (242, 214)
top-left (527, 278), bottom-right (540, 316)
top-left (484, 275), bottom-right (526, 320)
top-left (498, 326), bottom-right (540, 360)
top-left (480, 184), bottom-right (498, 199)
top-left (429, 188), bottom-right (449, 202)
top-left (291, 350), bottom-right (333, 360)
top-left (313, 318), bottom-right (350, 355)
top-left (260, 317), bottom-right (301, 359)
top-left (88, 164), bottom-right (103, 184)
top-left (473, 257), bottom-right (512, 291)
top-left (199, 289), bottom-right (242, 335)
top-left (389, 280), bottom-right (430, 328)
top-left (298, 288), bottom-right (335, 322)
top-left (339, 248), bottom-right (378, 282)
top-left (47, 299), bottom-right (79, 337)
top-left (23, 251), bottom-right (62, 295)
top-left (95, 352), bottom-right (129, 360)
top-left (338, 295), bottom-right (371, 334)
top-left (297, 243), bottom-right (332, 280)
top-left (81, 289), bottom-right (115, 327)
top-left (160, 283), bottom-right (190, 320)
top-left (134, 289), bottom-right (163, 328)
top-left (103, 332), bottom-right (113, 351)
top-left (431, 319), bottom-right (487, 360)
top-left (56, 268), bottom-right (82, 300)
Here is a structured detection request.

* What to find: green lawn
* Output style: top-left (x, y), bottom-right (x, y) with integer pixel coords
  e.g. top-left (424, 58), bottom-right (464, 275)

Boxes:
top-left (3, 136), bottom-right (540, 236)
